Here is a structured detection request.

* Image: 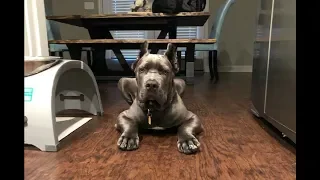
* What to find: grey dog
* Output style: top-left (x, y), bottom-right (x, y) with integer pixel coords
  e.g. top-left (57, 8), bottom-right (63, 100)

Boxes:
top-left (116, 41), bottom-right (203, 154)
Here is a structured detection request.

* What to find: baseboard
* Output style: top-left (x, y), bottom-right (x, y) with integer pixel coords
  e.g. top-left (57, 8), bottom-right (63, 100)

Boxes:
top-left (218, 65), bottom-right (253, 72)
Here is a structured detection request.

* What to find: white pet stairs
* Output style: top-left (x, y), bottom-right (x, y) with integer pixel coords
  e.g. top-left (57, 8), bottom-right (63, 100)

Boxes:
top-left (24, 56), bottom-right (103, 152)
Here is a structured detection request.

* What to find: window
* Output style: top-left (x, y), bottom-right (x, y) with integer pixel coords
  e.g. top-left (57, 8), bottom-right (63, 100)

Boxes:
top-left (104, 0), bottom-right (202, 60)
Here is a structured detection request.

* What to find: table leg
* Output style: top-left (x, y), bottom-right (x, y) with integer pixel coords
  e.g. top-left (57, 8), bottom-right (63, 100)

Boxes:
top-left (110, 48), bottom-right (133, 75)
top-left (87, 28), bottom-right (109, 75)
top-left (168, 25), bottom-right (177, 39)
top-left (150, 29), bottom-right (169, 54)
top-left (91, 45), bottom-right (109, 76)
top-left (66, 45), bottom-right (82, 60)
top-left (185, 44), bottom-right (195, 85)
top-left (104, 31), bottom-right (132, 75)
top-left (177, 51), bottom-right (184, 75)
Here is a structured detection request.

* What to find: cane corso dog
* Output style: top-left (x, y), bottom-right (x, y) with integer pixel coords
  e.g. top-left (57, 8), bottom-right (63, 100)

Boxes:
top-left (116, 41), bottom-right (203, 154)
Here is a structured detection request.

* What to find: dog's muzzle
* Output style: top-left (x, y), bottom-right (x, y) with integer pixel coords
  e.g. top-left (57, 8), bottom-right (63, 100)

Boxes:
top-left (145, 79), bottom-right (159, 91)
top-left (139, 79), bottom-right (164, 108)
top-left (143, 79), bottom-right (161, 101)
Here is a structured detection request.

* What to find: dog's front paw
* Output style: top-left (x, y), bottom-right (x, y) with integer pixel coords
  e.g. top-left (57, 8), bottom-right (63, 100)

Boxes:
top-left (117, 133), bottom-right (139, 151)
top-left (177, 136), bottom-right (200, 154)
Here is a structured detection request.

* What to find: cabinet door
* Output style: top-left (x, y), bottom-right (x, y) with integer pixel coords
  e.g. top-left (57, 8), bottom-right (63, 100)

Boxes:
top-left (265, 0), bottom-right (296, 137)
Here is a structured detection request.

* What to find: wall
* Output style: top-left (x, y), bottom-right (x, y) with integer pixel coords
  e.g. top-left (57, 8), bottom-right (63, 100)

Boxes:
top-left (50, 0), bottom-right (99, 40)
top-left (47, 0), bottom-right (99, 61)
top-left (207, 0), bottom-right (259, 72)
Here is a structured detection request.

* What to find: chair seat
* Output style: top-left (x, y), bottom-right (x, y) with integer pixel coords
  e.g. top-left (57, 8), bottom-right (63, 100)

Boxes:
top-left (177, 44), bottom-right (217, 51)
top-left (49, 44), bottom-right (93, 52)
top-left (49, 44), bottom-right (68, 52)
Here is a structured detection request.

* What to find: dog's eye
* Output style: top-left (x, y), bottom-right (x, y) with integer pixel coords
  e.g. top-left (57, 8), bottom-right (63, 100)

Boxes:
top-left (139, 68), bottom-right (145, 73)
top-left (161, 70), bottom-right (169, 75)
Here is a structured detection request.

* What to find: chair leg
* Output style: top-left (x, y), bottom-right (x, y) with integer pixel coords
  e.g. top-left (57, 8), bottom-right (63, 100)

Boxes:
top-left (58, 51), bottom-right (63, 58)
top-left (213, 50), bottom-right (219, 83)
top-left (184, 53), bottom-right (187, 76)
top-left (177, 51), bottom-right (182, 74)
top-left (208, 51), bottom-right (214, 80)
top-left (86, 50), bottom-right (92, 68)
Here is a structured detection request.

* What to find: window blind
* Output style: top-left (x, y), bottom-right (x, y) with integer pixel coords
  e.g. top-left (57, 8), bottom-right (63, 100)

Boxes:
top-left (177, 27), bottom-right (198, 39)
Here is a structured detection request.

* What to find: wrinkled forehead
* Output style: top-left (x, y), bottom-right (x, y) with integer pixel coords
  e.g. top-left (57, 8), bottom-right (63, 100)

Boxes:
top-left (138, 54), bottom-right (172, 69)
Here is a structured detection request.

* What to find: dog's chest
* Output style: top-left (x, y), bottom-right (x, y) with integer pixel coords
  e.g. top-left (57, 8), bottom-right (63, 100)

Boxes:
top-left (141, 111), bottom-right (180, 129)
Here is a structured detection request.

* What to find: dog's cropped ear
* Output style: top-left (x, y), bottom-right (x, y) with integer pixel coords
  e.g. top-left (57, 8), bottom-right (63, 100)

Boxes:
top-left (164, 43), bottom-right (179, 74)
top-left (139, 41), bottom-right (149, 58)
top-left (131, 41), bottom-right (149, 71)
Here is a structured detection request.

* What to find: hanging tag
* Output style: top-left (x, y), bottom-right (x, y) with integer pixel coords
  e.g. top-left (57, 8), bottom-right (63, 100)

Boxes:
top-left (148, 115), bottom-right (152, 125)
top-left (147, 109), bottom-right (152, 125)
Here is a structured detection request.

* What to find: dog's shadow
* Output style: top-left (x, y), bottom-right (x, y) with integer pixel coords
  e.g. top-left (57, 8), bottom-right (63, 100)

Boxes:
top-left (139, 126), bottom-right (178, 138)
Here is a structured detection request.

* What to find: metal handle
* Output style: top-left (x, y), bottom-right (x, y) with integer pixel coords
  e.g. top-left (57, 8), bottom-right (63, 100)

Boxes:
top-left (59, 94), bottom-right (85, 101)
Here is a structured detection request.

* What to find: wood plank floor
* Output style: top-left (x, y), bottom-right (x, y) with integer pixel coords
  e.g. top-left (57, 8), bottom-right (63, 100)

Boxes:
top-left (24, 73), bottom-right (296, 180)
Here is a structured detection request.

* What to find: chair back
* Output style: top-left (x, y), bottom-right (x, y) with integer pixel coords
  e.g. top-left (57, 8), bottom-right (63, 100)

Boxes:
top-left (209, 0), bottom-right (236, 43)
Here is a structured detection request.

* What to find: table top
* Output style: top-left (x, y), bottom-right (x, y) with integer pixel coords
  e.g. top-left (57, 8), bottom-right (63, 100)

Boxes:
top-left (46, 12), bottom-right (210, 30)
top-left (48, 38), bottom-right (216, 44)
top-left (48, 39), bottom-right (216, 50)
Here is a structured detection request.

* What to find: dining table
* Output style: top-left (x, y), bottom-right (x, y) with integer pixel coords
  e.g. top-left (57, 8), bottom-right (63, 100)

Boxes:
top-left (46, 12), bottom-right (211, 80)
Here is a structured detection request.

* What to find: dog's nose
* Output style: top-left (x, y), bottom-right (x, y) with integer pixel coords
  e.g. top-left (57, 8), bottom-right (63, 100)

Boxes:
top-left (145, 80), bottom-right (159, 90)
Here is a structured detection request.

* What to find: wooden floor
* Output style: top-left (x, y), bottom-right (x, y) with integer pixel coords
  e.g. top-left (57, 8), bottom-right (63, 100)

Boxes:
top-left (24, 73), bottom-right (296, 180)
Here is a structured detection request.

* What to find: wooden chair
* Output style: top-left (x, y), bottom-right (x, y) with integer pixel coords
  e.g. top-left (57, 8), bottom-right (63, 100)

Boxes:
top-left (177, 0), bottom-right (236, 82)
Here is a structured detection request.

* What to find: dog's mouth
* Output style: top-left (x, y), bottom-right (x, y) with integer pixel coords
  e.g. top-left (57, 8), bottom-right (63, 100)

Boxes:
top-left (145, 100), bottom-right (160, 109)
top-left (138, 90), bottom-right (165, 110)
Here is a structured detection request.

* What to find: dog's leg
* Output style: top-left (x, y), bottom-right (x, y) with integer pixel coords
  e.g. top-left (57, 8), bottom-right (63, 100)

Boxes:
top-left (174, 78), bottom-right (186, 97)
top-left (116, 111), bottom-right (140, 151)
top-left (177, 112), bottom-right (203, 154)
top-left (118, 78), bottom-right (137, 105)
